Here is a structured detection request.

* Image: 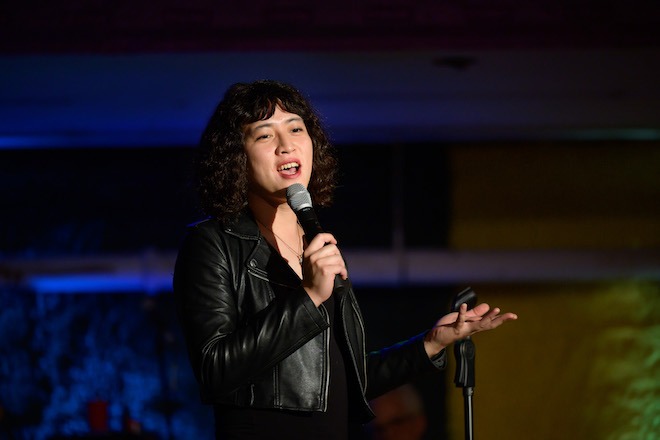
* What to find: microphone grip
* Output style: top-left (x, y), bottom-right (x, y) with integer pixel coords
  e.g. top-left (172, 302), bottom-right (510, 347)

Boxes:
top-left (451, 287), bottom-right (477, 313)
top-left (296, 207), bottom-right (323, 243)
top-left (296, 207), bottom-right (345, 289)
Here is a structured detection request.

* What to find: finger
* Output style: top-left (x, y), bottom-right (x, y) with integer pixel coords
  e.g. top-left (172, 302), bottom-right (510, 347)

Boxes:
top-left (433, 311), bottom-right (459, 328)
top-left (477, 309), bottom-right (518, 331)
top-left (317, 262), bottom-right (346, 277)
top-left (306, 245), bottom-right (344, 267)
top-left (304, 243), bottom-right (341, 265)
top-left (316, 254), bottom-right (346, 272)
top-left (455, 303), bottom-right (468, 328)
top-left (304, 232), bottom-right (337, 252)
top-left (339, 265), bottom-right (348, 280)
top-left (465, 303), bottom-right (490, 319)
top-left (307, 246), bottom-right (346, 274)
top-left (477, 307), bottom-right (501, 327)
top-left (484, 306), bottom-right (501, 319)
top-left (490, 312), bottom-right (518, 324)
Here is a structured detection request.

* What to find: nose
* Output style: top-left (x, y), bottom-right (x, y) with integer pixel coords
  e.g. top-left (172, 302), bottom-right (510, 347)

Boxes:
top-left (276, 133), bottom-right (295, 154)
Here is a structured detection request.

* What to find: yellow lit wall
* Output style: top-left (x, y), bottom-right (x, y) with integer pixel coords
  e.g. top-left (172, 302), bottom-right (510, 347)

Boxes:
top-left (449, 142), bottom-right (660, 250)
top-left (445, 143), bottom-right (660, 440)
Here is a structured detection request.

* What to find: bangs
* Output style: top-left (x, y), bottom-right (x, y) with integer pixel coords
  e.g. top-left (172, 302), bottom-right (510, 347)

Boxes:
top-left (250, 99), bottom-right (278, 122)
top-left (242, 93), bottom-right (308, 125)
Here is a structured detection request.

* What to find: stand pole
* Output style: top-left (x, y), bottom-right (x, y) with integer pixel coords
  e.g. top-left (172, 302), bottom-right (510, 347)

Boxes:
top-left (463, 386), bottom-right (474, 440)
top-left (452, 288), bottom-right (477, 440)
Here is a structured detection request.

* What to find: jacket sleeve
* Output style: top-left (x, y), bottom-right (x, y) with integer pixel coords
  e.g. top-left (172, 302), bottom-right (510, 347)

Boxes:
top-left (172, 223), bottom-right (329, 401)
top-left (364, 332), bottom-right (446, 400)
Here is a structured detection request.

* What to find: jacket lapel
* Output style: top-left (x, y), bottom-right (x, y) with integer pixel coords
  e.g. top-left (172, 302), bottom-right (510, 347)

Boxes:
top-left (226, 211), bottom-right (302, 289)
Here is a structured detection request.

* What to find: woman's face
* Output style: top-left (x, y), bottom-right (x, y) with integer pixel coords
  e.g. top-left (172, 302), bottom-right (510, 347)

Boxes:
top-left (243, 106), bottom-right (313, 203)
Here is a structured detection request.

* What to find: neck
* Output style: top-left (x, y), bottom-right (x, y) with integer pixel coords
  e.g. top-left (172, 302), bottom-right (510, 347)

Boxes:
top-left (249, 192), bottom-right (303, 275)
top-left (248, 192), bottom-right (298, 232)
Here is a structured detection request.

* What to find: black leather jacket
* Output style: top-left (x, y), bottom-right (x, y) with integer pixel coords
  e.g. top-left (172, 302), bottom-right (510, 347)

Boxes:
top-left (173, 212), bottom-right (445, 423)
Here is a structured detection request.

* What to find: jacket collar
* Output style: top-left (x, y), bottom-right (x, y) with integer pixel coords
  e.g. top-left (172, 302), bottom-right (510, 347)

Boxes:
top-left (223, 210), bottom-right (261, 240)
top-left (224, 210), bottom-right (302, 288)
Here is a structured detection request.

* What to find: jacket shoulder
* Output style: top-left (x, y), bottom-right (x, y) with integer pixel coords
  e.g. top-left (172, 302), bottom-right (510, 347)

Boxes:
top-left (187, 216), bottom-right (222, 231)
top-left (186, 212), bottom-right (259, 240)
top-left (176, 217), bottom-right (223, 247)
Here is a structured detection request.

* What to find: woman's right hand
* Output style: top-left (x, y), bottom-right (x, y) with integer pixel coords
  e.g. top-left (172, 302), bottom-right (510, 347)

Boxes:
top-left (302, 233), bottom-right (348, 306)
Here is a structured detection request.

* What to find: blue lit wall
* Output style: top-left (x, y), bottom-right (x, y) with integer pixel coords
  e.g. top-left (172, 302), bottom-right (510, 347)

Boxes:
top-left (0, 289), bottom-right (213, 439)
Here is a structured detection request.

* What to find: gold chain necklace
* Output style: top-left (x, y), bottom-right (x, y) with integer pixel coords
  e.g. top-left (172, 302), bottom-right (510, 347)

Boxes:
top-left (256, 219), bottom-right (303, 265)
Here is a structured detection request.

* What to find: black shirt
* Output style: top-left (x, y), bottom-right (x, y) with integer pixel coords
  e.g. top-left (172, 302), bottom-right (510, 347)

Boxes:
top-left (214, 293), bottom-right (350, 440)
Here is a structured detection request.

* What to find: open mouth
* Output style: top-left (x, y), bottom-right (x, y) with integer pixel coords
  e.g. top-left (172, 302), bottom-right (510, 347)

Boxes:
top-left (277, 161), bottom-right (301, 175)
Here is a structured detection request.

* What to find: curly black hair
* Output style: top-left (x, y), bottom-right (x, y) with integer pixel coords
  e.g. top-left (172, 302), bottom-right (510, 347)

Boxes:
top-left (195, 80), bottom-right (338, 223)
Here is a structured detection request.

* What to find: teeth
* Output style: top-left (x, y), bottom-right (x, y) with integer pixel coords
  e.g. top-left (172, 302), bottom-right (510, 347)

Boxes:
top-left (278, 162), bottom-right (300, 171)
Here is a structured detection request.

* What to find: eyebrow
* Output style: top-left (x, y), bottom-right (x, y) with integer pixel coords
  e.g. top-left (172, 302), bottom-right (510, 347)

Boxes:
top-left (249, 116), bottom-right (303, 132)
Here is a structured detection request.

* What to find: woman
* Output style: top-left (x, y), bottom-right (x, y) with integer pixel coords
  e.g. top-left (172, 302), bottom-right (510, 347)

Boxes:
top-left (173, 80), bottom-right (517, 439)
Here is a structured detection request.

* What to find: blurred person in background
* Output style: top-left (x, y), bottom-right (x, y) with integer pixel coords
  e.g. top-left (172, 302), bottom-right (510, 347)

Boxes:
top-left (368, 384), bottom-right (428, 440)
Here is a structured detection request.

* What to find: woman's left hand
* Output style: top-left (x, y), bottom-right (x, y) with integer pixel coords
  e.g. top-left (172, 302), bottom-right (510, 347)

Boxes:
top-left (423, 303), bottom-right (518, 358)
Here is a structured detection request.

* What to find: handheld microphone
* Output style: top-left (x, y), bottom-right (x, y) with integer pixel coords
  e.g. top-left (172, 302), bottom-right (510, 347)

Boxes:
top-left (286, 183), bottom-right (346, 288)
top-left (286, 183), bottom-right (323, 243)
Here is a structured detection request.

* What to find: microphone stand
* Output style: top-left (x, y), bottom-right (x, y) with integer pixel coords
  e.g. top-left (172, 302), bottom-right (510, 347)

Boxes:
top-left (452, 287), bottom-right (477, 440)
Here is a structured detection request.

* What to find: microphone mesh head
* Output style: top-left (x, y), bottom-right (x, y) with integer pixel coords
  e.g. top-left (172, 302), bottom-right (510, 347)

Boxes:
top-left (286, 183), bottom-right (313, 212)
